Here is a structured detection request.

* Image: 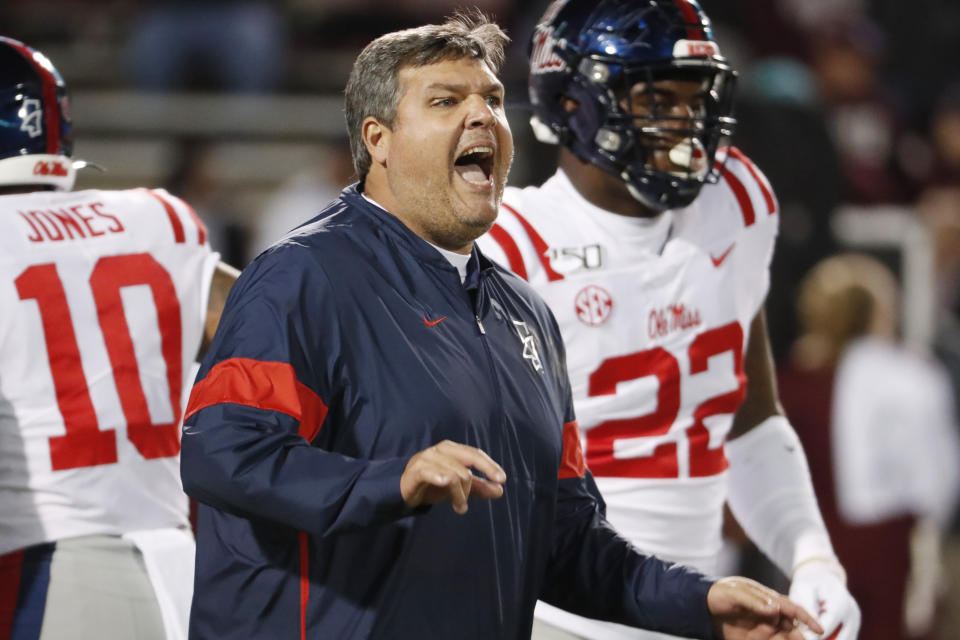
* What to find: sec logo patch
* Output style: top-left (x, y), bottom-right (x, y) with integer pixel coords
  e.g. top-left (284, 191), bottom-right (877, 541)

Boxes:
top-left (575, 285), bottom-right (613, 326)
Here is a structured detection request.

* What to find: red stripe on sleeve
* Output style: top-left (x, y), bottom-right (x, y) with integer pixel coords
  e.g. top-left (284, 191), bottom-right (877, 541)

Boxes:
top-left (558, 420), bottom-right (587, 479)
top-left (726, 147), bottom-right (777, 215)
top-left (185, 358), bottom-right (328, 442)
top-left (488, 223), bottom-right (529, 280)
top-left (500, 203), bottom-right (564, 282)
top-left (720, 166), bottom-right (756, 227)
top-left (299, 532), bottom-right (309, 640)
top-left (142, 189), bottom-right (186, 243)
top-left (167, 194), bottom-right (208, 245)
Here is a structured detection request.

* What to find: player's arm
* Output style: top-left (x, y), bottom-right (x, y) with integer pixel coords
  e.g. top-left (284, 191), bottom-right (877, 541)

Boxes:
top-left (728, 308), bottom-right (780, 439)
top-left (543, 464), bottom-right (822, 639)
top-left (726, 308), bottom-right (860, 640)
top-left (197, 261), bottom-right (240, 360)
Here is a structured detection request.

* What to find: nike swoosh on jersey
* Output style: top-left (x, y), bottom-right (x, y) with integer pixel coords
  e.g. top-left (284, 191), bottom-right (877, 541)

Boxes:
top-left (710, 243), bottom-right (735, 267)
top-left (423, 315), bottom-right (447, 327)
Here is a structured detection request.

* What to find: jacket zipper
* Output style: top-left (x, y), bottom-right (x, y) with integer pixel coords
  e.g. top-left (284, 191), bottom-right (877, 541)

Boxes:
top-left (467, 277), bottom-right (503, 421)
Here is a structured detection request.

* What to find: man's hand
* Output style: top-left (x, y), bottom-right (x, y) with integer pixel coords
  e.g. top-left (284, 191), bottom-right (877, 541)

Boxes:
top-left (709, 577), bottom-right (824, 640)
top-left (788, 561), bottom-right (860, 640)
top-left (400, 440), bottom-right (507, 514)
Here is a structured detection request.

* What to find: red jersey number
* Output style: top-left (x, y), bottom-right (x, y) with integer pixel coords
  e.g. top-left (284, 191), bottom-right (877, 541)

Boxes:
top-left (585, 321), bottom-right (745, 478)
top-left (16, 253), bottom-right (184, 471)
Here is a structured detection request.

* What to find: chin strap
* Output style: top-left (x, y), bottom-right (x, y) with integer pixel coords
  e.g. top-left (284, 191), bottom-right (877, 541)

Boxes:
top-left (726, 414), bottom-right (842, 580)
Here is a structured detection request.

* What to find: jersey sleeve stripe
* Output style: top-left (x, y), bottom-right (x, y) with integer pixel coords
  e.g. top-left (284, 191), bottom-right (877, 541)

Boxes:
top-left (185, 358), bottom-right (328, 442)
top-left (299, 532), bottom-right (309, 640)
top-left (488, 223), bottom-right (529, 280)
top-left (726, 147), bottom-right (777, 215)
top-left (141, 188), bottom-right (186, 243)
top-left (166, 193), bottom-right (208, 245)
top-left (719, 165), bottom-right (756, 227)
top-left (500, 203), bottom-right (565, 282)
top-left (558, 420), bottom-right (587, 479)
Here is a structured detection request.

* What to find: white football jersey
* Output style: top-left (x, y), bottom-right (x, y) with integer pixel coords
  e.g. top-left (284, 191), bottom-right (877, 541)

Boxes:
top-left (0, 187), bottom-right (219, 555)
top-left (478, 148), bottom-right (778, 638)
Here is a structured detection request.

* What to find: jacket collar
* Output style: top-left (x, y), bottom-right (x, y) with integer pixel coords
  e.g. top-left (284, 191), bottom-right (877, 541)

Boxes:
top-left (343, 183), bottom-right (491, 289)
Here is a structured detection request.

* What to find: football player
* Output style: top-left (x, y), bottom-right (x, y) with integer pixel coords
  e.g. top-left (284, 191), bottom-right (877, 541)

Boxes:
top-left (0, 36), bottom-right (237, 640)
top-left (477, 2), bottom-right (861, 639)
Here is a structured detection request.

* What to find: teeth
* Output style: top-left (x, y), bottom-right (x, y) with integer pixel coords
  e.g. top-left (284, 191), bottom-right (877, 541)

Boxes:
top-left (459, 145), bottom-right (493, 159)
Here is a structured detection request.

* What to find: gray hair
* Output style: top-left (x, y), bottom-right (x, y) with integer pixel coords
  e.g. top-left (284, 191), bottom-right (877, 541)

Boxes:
top-left (344, 10), bottom-right (509, 182)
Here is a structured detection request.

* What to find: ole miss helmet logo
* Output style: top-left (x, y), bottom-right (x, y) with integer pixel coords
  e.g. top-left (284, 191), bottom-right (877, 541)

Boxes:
top-left (33, 160), bottom-right (68, 176)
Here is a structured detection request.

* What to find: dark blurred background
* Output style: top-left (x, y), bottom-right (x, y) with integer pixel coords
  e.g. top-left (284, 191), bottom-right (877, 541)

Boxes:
top-left (5, 1), bottom-right (960, 637)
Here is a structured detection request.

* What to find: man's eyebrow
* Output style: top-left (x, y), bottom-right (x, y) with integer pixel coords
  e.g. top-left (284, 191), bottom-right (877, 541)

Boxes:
top-left (424, 82), bottom-right (505, 94)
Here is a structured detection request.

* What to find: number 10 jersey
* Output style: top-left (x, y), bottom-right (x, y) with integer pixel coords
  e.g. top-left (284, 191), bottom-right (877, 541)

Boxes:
top-left (0, 187), bottom-right (219, 555)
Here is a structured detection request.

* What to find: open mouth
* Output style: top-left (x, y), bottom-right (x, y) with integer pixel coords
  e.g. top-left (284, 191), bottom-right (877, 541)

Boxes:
top-left (454, 145), bottom-right (494, 187)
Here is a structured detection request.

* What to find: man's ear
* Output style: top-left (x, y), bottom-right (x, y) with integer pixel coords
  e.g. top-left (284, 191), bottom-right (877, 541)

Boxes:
top-left (362, 117), bottom-right (390, 167)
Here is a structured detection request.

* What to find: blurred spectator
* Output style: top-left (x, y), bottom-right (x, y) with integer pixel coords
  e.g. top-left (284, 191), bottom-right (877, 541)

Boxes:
top-left (779, 253), bottom-right (960, 640)
top-left (924, 86), bottom-right (960, 188)
top-left (871, 0), bottom-right (960, 129)
top-left (810, 17), bottom-right (916, 204)
top-left (249, 140), bottom-right (355, 257)
top-left (706, 0), bottom-right (863, 61)
top-left (166, 138), bottom-right (247, 266)
top-left (125, 0), bottom-right (285, 92)
top-left (919, 188), bottom-right (960, 319)
top-left (734, 58), bottom-right (843, 359)
top-left (916, 88), bottom-right (960, 414)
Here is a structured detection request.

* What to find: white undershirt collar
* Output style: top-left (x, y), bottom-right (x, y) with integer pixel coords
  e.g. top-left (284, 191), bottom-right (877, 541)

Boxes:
top-left (553, 169), bottom-right (674, 255)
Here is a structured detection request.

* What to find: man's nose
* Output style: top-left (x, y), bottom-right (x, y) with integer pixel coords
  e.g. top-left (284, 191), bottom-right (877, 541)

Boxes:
top-left (465, 95), bottom-right (496, 128)
top-left (666, 102), bottom-right (696, 120)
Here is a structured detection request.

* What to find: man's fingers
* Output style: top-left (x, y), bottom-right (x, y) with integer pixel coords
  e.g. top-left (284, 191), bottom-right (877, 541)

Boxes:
top-left (727, 581), bottom-right (779, 617)
top-left (448, 472), bottom-right (469, 514)
top-left (775, 596), bottom-right (823, 635)
top-left (470, 476), bottom-right (505, 499)
top-left (401, 441), bottom-right (507, 511)
top-left (735, 580), bottom-right (823, 636)
top-left (436, 440), bottom-right (507, 484)
top-left (786, 625), bottom-right (808, 640)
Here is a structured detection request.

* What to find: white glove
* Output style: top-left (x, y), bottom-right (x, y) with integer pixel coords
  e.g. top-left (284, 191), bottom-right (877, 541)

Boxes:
top-left (788, 561), bottom-right (860, 640)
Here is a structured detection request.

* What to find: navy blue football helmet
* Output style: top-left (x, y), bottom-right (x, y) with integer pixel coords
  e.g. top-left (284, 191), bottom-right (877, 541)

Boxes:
top-left (528, 0), bottom-right (737, 211)
top-left (0, 36), bottom-right (77, 190)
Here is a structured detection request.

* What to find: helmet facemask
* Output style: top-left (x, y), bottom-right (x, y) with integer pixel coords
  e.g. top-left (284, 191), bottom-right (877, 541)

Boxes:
top-left (527, 0), bottom-right (739, 212)
top-left (566, 57), bottom-right (737, 211)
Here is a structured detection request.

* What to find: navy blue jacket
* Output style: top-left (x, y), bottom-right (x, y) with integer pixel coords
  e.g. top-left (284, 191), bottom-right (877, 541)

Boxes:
top-left (181, 185), bottom-right (716, 639)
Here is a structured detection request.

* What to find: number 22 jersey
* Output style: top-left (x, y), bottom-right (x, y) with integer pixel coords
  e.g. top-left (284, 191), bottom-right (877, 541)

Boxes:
top-left (477, 147), bottom-right (778, 636)
top-left (0, 187), bottom-right (219, 555)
